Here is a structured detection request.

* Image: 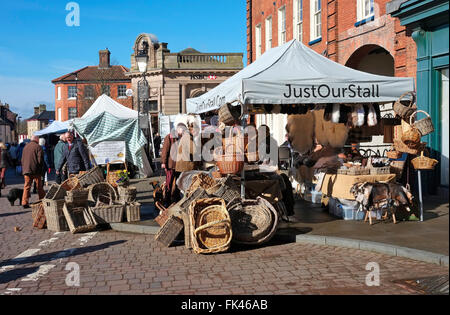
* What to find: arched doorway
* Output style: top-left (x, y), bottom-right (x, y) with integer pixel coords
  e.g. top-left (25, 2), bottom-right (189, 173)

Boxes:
top-left (345, 45), bottom-right (394, 76)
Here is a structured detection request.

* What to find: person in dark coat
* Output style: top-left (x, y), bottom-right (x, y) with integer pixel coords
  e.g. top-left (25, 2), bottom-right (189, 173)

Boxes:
top-left (53, 134), bottom-right (67, 184)
top-left (21, 136), bottom-right (46, 208)
top-left (153, 132), bottom-right (161, 158)
top-left (56, 131), bottom-right (91, 177)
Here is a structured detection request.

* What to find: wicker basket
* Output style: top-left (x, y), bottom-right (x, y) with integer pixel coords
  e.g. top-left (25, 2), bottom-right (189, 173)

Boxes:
top-left (155, 215), bottom-right (184, 247)
top-left (390, 160), bottom-right (406, 178)
top-left (218, 103), bottom-right (242, 125)
top-left (347, 168), bottom-right (370, 176)
top-left (65, 189), bottom-right (89, 207)
top-left (216, 153), bottom-right (245, 175)
top-left (393, 91), bottom-right (417, 120)
top-left (411, 150), bottom-right (439, 170)
top-left (43, 198), bottom-right (69, 232)
top-left (207, 178), bottom-right (241, 205)
top-left (370, 166), bottom-right (391, 175)
top-left (77, 166), bottom-right (104, 187)
top-left (88, 182), bottom-right (117, 203)
top-left (394, 139), bottom-right (425, 155)
top-left (32, 202), bottom-right (46, 229)
top-left (386, 148), bottom-right (403, 160)
top-left (186, 173), bottom-right (216, 197)
top-left (189, 198), bottom-right (232, 254)
top-left (228, 197), bottom-right (278, 245)
top-left (61, 176), bottom-right (81, 191)
top-left (125, 202), bottom-right (141, 222)
top-left (106, 161), bottom-right (128, 188)
top-left (31, 201), bottom-right (43, 221)
top-left (155, 202), bottom-right (170, 226)
top-left (117, 186), bottom-right (137, 203)
top-left (90, 203), bottom-right (124, 224)
top-left (44, 184), bottom-right (67, 200)
top-left (63, 203), bottom-right (97, 234)
top-left (412, 110), bottom-right (435, 137)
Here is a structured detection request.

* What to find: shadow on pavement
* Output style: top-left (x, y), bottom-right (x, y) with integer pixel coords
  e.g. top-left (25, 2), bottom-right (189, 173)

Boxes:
top-left (0, 266), bottom-right (40, 284)
top-left (0, 211), bottom-right (31, 218)
top-left (0, 240), bottom-right (127, 269)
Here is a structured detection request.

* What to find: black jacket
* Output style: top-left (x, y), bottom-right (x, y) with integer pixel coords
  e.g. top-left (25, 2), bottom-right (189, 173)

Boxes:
top-left (56, 140), bottom-right (91, 174)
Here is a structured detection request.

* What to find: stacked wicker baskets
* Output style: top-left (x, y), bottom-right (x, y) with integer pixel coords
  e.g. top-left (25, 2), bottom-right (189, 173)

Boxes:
top-left (42, 184), bottom-right (68, 232)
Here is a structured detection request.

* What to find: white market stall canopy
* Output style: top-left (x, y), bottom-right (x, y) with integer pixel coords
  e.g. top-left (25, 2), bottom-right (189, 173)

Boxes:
top-left (186, 39), bottom-right (415, 114)
top-left (82, 94), bottom-right (139, 120)
top-left (34, 120), bottom-right (71, 136)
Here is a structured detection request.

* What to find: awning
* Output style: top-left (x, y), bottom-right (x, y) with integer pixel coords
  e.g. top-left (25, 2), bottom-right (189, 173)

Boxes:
top-left (186, 39), bottom-right (415, 114)
top-left (34, 120), bottom-right (71, 136)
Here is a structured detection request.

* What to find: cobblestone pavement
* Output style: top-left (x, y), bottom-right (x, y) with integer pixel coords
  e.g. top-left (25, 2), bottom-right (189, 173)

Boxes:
top-left (0, 171), bottom-right (448, 295)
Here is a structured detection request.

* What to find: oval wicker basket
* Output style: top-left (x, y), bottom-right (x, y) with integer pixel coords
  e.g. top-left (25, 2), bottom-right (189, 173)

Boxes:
top-left (412, 110), bottom-right (435, 137)
top-left (228, 197), bottom-right (278, 245)
top-left (394, 139), bottom-right (425, 155)
top-left (401, 115), bottom-right (422, 148)
top-left (189, 198), bottom-right (232, 254)
top-left (393, 91), bottom-right (417, 120)
top-left (186, 173), bottom-right (217, 197)
top-left (88, 182), bottom-right (117, 203)
top-left (386, 148), bottom-right (403, 160)
top-left (77, 166), bottom-right (104, 187)
top-left (61, 176), bottom-right (81, 192)
top-left (215, 149), bottom-right (245, 175)
top-left (411, 150), bottom-right (439, 170)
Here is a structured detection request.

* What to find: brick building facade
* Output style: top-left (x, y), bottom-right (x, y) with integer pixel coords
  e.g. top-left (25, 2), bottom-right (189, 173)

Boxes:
top-left (247, 0), bottom-right (417, 79)
top-left (52, 49), bottom-right (132, 121)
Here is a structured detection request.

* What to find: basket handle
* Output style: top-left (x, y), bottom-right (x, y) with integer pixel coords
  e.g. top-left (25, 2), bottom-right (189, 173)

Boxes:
top-left (397, 91), bottom-right (416, 108)
top-left (409, 110), bottom-right (431, 125)
top-left (194, 219), bottom-right (230, 235)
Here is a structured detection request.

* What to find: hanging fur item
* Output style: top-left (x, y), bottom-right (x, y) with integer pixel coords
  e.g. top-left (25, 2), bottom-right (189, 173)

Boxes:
top-left (367, 104), bottom-right (378, 127)
top-left (324, 104), bottom-right (333, 121)
top-left (313, 109), bottom-right (349, 149)
top-left (286, 112), bottom-right (315, 154)
top-left (356, 104), bottom-right (365, 127)
top-left (331, 104), bottom-right (340, 123)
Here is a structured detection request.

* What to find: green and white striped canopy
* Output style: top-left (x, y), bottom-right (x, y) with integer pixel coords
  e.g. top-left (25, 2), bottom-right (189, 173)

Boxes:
top-left (72, 111), bottom-right (147, 168)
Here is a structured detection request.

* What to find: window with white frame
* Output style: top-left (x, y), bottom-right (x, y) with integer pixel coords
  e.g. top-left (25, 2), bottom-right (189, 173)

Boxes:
top-left (278, 6), bottom-right (286, 45)
top-left (357, 0), bottom-right (374, 21)
top-left (294, 0), bottom-right (303, 42)
top-left (84, 85), bottom-right (94, 99)
top-left (255, 24), bottom-right (262, 59)
top-left (68, 107), bottom-right (77, 120)
top-left (118, 85), bottom-right (127, 98)
top-left (68, 86), bottom-right (77, 99)
top-left (265, 16), bottom-right (272, 51)
top-left (310, 0), bottom-right (321, 41)
top-left (57, 86), bottom-right (61, 100)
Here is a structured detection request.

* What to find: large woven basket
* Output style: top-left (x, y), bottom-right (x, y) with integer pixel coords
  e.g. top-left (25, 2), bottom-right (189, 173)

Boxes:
top-left (393, 91), bottom-right (417, 120)
top-left (88, 182), bottom-right (117, 203)
top-left (186, 173), bottom-right (216, 197)
top-left (32, 203), bottom-right (46, 229)
top-left (412, 110), bottom-right (435, 137)
top-left (106, 161), bottom-right (128, 188)
top-left (401, 121), bottom-right (422, 149)
top-left (155, 215), bottom-right (184, 247)
top-left (77, 166), bottom-right (104, 187)
top-left (65, 189), bottom-right (89, 207)
top-left (125, 202), bottom-right (141, 222)
top-left (411, 150), bottom-right (439, 170)
top-left (117, 186), bottom-right (137, 203)
top-left (218, 103), bottom-right (242, 125)
top-left (215, 152), bottom-right (245, 175)
top-left (63, 203), bottom-right (97, 234)
top-left (61, 176), bottom-right (81, 191)
top-left (189, 198), bottom-right (232, 254)
top-left (394, 139), bottom-right (425, 155)
top-left (44, 184), bottom-right (67, 200)
top-left (43, 198), bottom-right (69, 232)
top-left (228, 197), bottom-right (278, 245)
top-left (90, 203), bottom-right (124, 224)
top-left (31, 201), bottom-right (43, 221)
top-left (386, 147), bottom-right (403, 160)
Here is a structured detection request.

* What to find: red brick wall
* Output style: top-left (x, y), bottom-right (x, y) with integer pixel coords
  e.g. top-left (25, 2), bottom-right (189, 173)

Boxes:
top-left (54, 82), bottom-right (132, 121)
top-left (247, 0), bottom-right (417, 81)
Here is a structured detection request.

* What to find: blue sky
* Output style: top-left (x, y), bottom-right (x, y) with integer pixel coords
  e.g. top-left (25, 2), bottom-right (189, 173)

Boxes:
top-left (0, 0), bottom-right (247, 119)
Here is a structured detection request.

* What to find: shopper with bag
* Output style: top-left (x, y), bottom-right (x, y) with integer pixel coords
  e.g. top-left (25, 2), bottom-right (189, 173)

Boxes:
top-left (21, 136), bottom-right (46, 208)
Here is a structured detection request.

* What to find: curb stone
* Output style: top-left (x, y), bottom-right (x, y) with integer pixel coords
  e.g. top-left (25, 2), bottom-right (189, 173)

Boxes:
top-left (110, 222), bottom-right (449, 267)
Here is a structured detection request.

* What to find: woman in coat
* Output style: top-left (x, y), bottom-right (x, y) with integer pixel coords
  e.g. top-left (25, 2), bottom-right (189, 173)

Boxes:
top-left (0, 142), bottom-right (12, 189)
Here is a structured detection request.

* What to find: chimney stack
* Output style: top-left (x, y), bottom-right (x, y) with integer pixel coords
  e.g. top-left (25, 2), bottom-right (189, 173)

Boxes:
top-left (99, 49), bottom-right (111, 69)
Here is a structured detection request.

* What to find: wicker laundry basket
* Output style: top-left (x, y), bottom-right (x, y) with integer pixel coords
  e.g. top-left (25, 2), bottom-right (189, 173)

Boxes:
top-left (393, 91), bottom-right (417, 120)
top-left (77, 166), bottom-right (104, 187)
top-left (412, 110), bottom-right (435, 137)
top-left (61, 176), bottom-right (81, 191)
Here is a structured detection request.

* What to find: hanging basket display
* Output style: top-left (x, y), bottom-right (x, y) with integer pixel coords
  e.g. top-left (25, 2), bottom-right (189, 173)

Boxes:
top-left (393, 91), bottom-right (417, 120)
top-left (411, 150), bottom-right (439, 170)
top-left (412, 110), bottom-right (435, 137)
top-left (218, 103), bottom-right (242, 125)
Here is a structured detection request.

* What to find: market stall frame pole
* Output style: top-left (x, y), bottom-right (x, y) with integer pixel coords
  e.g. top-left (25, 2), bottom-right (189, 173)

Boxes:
top-left (418, 170), bottom-right (424, 222)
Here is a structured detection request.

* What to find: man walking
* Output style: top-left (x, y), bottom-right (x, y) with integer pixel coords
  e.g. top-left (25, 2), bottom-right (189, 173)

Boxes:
top-left (56, 131), bottom-right (90, 177)
top-left (21, 136), bottom-right (46, 208)
top-left (54, 134), bottom-right (67, 184)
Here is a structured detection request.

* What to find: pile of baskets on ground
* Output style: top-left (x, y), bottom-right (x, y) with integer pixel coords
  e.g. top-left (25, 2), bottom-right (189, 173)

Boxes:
top-left (154, 173), bottom-right (280, 254)
top-left (31, 166), bottom-right (141, 233)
